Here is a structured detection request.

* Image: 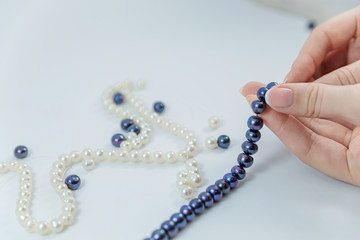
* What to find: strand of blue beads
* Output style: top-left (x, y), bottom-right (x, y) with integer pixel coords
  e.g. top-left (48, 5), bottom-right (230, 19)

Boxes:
top-left (144, 82), bottom-right (277, 240)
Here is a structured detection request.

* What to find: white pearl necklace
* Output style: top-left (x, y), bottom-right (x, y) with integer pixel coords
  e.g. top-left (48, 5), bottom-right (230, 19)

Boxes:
top-left (0, 80), bottom-right (203, 235)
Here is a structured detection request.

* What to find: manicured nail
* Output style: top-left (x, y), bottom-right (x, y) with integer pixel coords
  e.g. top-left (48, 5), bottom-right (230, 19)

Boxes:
top-left (265, 88), bottom-right (294, 107)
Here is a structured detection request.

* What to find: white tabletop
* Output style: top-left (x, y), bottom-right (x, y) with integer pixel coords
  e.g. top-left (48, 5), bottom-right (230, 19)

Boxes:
top-left (1, 1), bottom-right (359, 240)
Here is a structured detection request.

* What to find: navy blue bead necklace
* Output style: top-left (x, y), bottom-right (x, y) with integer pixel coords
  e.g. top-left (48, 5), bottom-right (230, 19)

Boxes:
top-left (145, 82), bottom-right (277, 240)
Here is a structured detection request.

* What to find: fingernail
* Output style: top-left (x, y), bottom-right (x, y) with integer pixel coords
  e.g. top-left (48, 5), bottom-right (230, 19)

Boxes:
top-left (265, 88), bottom-right (294, 107)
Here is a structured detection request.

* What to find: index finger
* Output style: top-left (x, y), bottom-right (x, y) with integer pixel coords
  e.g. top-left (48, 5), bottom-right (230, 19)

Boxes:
top-left (286, 6), bottom-right (360, 83)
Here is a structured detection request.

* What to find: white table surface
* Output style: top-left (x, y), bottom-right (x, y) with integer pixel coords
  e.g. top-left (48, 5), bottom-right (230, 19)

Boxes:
top-left (1, 1), bottom-right (359, 240)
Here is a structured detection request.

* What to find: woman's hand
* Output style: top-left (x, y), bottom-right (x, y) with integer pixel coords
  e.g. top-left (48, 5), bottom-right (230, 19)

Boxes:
top-left (241, 6), bottom-right (360, 186)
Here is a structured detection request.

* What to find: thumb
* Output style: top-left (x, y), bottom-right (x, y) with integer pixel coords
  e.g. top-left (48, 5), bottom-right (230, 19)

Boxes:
top-left (265, 82), bottom-right (360, 126)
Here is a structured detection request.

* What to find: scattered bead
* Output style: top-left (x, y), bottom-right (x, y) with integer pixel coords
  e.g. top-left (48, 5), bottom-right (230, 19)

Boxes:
top-left (307, 21), bottom-right (316, 30)
top-left (251, 100), bottom-right (266, 114)
top-left (113, 93), bottom-right (124, 105)
top-left (121, 118), bottom-right (134, 131)
top-left (205, 136), bottom-right (217, 150)
top-left (246, 129), bottom-right (261, 142)
top-left (111, 133), bottom-right (126, 147)
top-left (208, 116), bottom-right (220, 129)
top-left (217, 135), bottom-right (230, 149)
top-left (14, 145), bottom-right (28, 159)
top-left (65, 175), bottom-right (81, 190)
top-left (153, 101), bottom-right (165, 113)
top-left (241, 141), bottom-right (258, 155)
top-left (237, 153), bottom-right (254, 168)
top-left (127, 124), bottom-right (141, 135)
top-left (247, 116), bottom-right (264, 131)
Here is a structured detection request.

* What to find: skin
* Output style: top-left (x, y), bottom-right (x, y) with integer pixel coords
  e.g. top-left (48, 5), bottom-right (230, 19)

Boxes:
top-left (241, 6), bottom-right (360, 186)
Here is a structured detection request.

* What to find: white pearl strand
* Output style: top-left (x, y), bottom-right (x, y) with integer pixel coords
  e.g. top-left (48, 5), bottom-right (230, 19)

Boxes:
top-left (101, 81), bottom-right (203, 199)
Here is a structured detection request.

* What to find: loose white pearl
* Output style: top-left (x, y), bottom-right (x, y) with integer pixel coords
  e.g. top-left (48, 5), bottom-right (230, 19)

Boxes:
top-left (205, 136), bottom-right (218, 150)
top-left (140, 150), bottom-right (153, 164)
top-left (17, 214), bottom-right (29, 226)
top-left (0, 162), bottom-right (9, 174)
top-left (136, 79), bottom-right (146, 89)
top-left (38, 221), bottom-right (51, 235)
top-left (176, 150), bottom-right (188, 162)
top-left (179, 185), bottom-right (193, 200)
top-left (120, 141), bottom-right (133, 151)
top-left (187, 167), bottom-right (201, 175)
top-left (82, 148), bottom-right (94, 158)
top-left (208, 116), bottom-right (220, 129)
top-left (126, 132), bottom-right (137, 141)
top-left (118, 150), bottom-right (129, 162)
top-left (59, 154), bottom-right (72, 167)
top-left (50, 219), bottom-right (64, 233)
top-left (177, 170), bottom-right (188, 180)
top-left (153, 151), bottom-right (165, 164)
top-left (70, 151), bottom-right (83, 163)
top-left (25, 218), bottom-right (38, 233)
top-left (61, 213), bottom-right (74, 226)
top-left (165, 151), bottom-right (177, 164)
top-left (107, 149), bottom-right (119, 162)
top-left (95, 149), bottom-right (107, 162)
top-left (82, 158), bottom-right (96, 171)
top-left (185, 159), bottom-right (199, 169)
top-left (9, 160), bottom-right (19, 172)
top-left (185, 144), bottom-right (198, 157)
top-left (130, 151), bottom-right (140, 163)
top-left (176, 179), bottom-right (190, 189)
top-left (188, 173), bottom-right (202, 188)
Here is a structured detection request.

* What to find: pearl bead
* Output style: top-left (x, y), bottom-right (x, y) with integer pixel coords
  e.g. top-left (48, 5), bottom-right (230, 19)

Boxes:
top-left (237, 153), bottom-right (254, 168)
top-left (118, 150), bottom-right (129, 162)
top-left (189, 198), bottom-right (205, 215)
top-left (132, 138), bottom-right (142, 149)
top-left (187, 167), bottom-right (200, 175)
top-left (140, 150), bottom-right (153, 163)
top-left (121, 119), bottom-right (134, 131)
top-left (251, 100), bottom-right (266, 114)
top-left (223, 173), bottom-right (238, 189)
top-left (70, 151), bottom-right (83, 163)
top-left (111, 133), bottom-right (126, 147)
top-left (257, 87), bottom-right (267, 101)
top-left (153, 101), bottom-right (165, 113)
top-left (107, 149), bottom-right (119, 162)
top-left (231, 165), bottom-right (246, 180)
top-left (185, 159), bottom-right (199, 169)
top-left (215, 179), bottom-right (230, 195)
top-left (160, 220), bottom-right (178, 238)
top-left (176, 170), bottom-right (188, 180)
top-left (95, 149), bottom-right (107, 162)
top-left (208, 116), bottom-right (220, 129)
top-left (50, 219), bottom-right (64, 233)
top-left (198, 192), bottom-right (214, 208)
top-left (120, 141), bottom-right (133, 151)
top-left (179, 205), bottom-right (195, 222)
top-left (241, 141), bottom-right (258, 155)
top-left (127, 124), bottom-right (141, 135)
top-left (184, 133), bottom-right (195, 140)
top-left (38, 221), bottom-right (51, 235)
top-left (176, 179), bottom-right (190, 189)
top-left (82, 148), bottom-right (94, 158)
top-left (179, 185), bottom-right (193, 200)
top-left (266, 82), bottom-right (278, 89)
top-left (14, 145), bottom-right (28, 159)
top-left (188, 139), bottom-right (198, 147)
top-left (176, 150), bottom-right (188, 162)
top-left (49, 169), bottom-right (63, 178)
top-left (61, 213), bottom-right (74, 225)
top-left (63, 203), bottom-right (77, 215)
top-left (52, 161), bottom-right (66, 171)
top-left (59, 154), bottom-right (72, 167)
top-left (125, 132), bottom-right (137, 141)
top-left (164, 120), bottom-right (174, 130)
top-left (247, 115), bottom-right (264, 131)
top-left (170, 213), bottom-right (186, 230)
top-left (129, 151), bottom-right (140, 163)
top-left (63, 197), bottom-right (76, 204)
top-left (217, 135), bottom-right (230, 149)
top-left (113, 92), bottom-right (124, 105)
top-left (205, 136), bottom-right (217, 150)
top-left (188, 174), bottom-right (202, 188)
top-left (25, 218), bottom-right (38, 233)
top-left (82, 158), bottom-right (96, 171)
top-left (16, 206), bottom-right (28, 214)
top-left (153, 151), bottom-right (165, 164)
top-left (185, 144), bottom-right (198, 157)
top-left (0, 163), bottom-right (9, 174)
top-left (165, 151), bottom-right (177, 164)
top-left (246, 129), bottom-right (261, 142)
top-left (206, 185), bottom-right (223, 201)
top-left (18, 214), bottom-right (29, 226)
top-left (151, 229), bottom-right (168, 240)
top-left (9, 160), bottom-right (19, 172)
top-left (65, 175), bottom-right (81, 190)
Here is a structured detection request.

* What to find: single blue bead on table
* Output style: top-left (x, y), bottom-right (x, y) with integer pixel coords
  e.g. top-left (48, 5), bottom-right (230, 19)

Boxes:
top-left (121, 118), bottom-right (134, 131)
top-left (237, 153), bottom-right (254, 168)
top-left (160, 220), bottom-right (178, 238)
top-left (127, 124), bottom-right (141, 135)
top-left (152, 229), bottom-right (168, 240)
top-left (198, 192), bottom-right (214, 208)
top-left (247, 115), bottom-right (263, 131)
top-left (217, 135), bottom-right (230, 149)
top-left (170, 213), bottom-right (187, 230)
top-left (251, 100), bottom-right (266, 114)
top-left (189, 198), bottom-right (205, 215)
top-left (113, 93), bottom-right (124, 105)
top-left (179, 205), bottom-right (195, 222)
top-left (153, 101), bottom-right (165, 113)
top-left (215, 179), bottom-right (230, 195)
top-left (257, 87), bottom-right (267, 101)
top-left (266, 82), bottom-right (278, 90)
top-left (246, 129), bottom-right (261, 142)
top-left (14, 145), bottom-right (28, 159)
top-left (111, 133), bottom-right (126, 147)
top-left (223, 173), bottom-right (238, 189)
top-left (241, 141), bottom-right (258, 155)
top-left (231, 165), bottom-right (246, 180)
top-left (206, 185), bottom-right (223, 202)
top-left (65, 174), bottom-right (81, 190)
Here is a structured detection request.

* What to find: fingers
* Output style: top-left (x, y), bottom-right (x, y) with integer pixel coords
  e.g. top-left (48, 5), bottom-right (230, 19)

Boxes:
top-left (245, 94), bottom-right (352, 183)
top-left (286, 6), bottom-right (360, 83)
top-left (265, 82), bottom-right (360, 126)
top-left (315, 60), bottom-right (360, 85)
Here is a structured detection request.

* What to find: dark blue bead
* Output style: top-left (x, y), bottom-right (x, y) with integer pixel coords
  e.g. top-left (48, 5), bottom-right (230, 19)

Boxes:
top-left (113, 93), bottom-right (124, 105)
top-left (144, 238), bottom-right (154, 240)
top-left (121, 118), bottom-right (134, 131)
top-left (154, 101), bottom-right (165, 113)
top-left (14, 145), bottom-right (28, 159)
top-left (241, 141), bottom-right (258, 155)
top-left (111, 133), bottom-right (126, 147)
top-left (127, 124), bottom-right (141, 135)
top-left (215, 179), bottom-right (230, 195)
top-left (231, 165), bottom-right (246, 180)
top-left (151, 229), bottom-right (168, 240)
top-left (65, 175), bottom-right (81, 190)
top-left (189, 198), bottom-right (205, 215)
top-left (217, 135), bottom-right (230, 149)
top-left (257, 87), bottom-right (267, 101)
top-left (198, 192), bottom-right (214, 208)
top-left (223, 173), bottom-right (238, 189)
top-left (246, 129), bottom-right (261, 142)
top-left (266, 82), bottom-right (278, 90)
top-left (237, 153), bottom-right (254, 168)
top-left (206, 185), bottom-right (223, 201)
top-left (308, 21), bottom-right (316, 30)
top-left (180, 205), bottom-right (195, 222)
top-left (161, 220), bottom-right (178, 238)
top-left (247, 116), bottom-right (263, 131)
top-left (251, 100), bottom-right (266, 114)
top-left (170, 213), bottom-right (186, 230)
